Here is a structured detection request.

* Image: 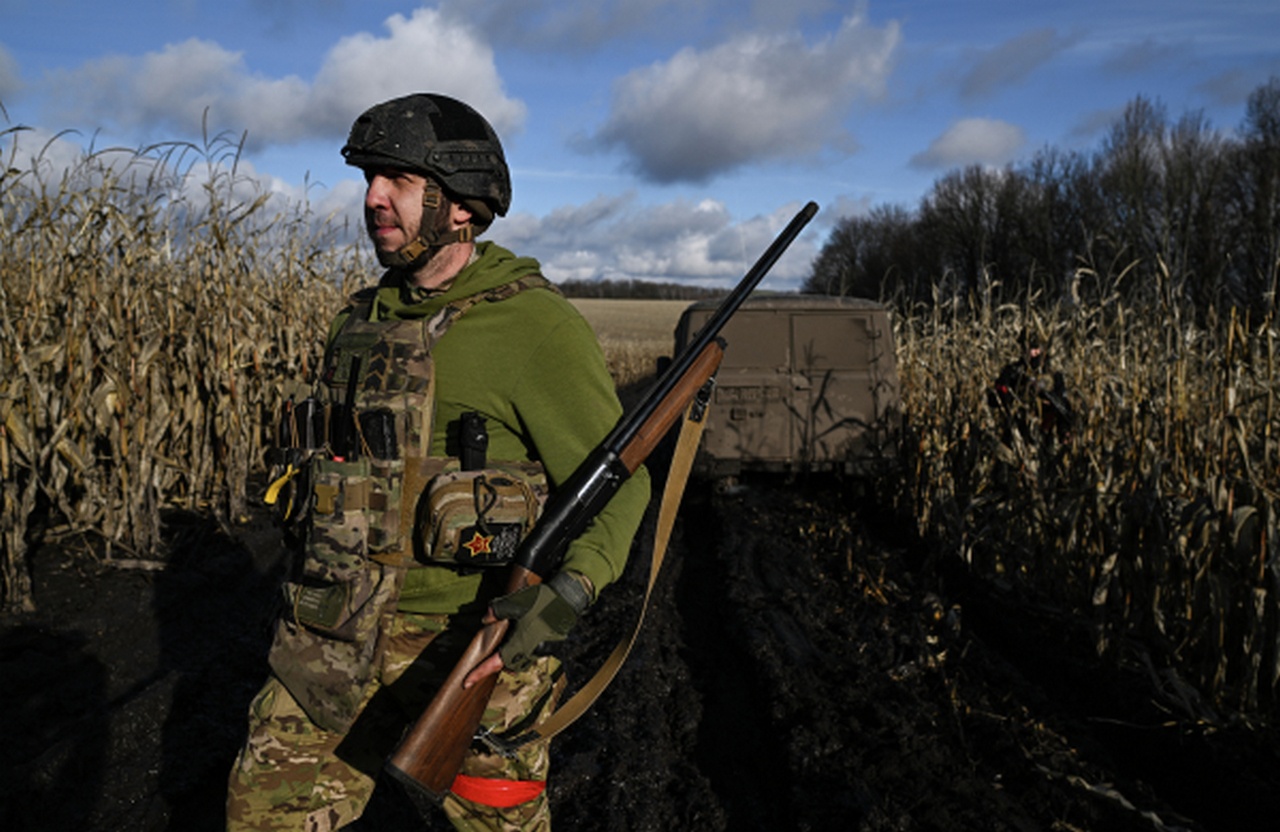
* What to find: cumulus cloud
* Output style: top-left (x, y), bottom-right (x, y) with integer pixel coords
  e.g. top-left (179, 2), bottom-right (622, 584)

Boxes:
top-left (3, 119), bottom-right (815, 291)
top-left (584, 12), bottom-right (900, 183)
top-left (0, 124), bottom-right (353, 245)
top-left (822, 193), bottom-right (876, 225)
top-left (3, 126), bottom-right (95, 179)
top-left (37, 8), bottom-right (523, 149)
top-left (494, 196), bottom-right (819, 290)
top-left (959, 28), bottom-right (1078, 99)
top-left (910, 118), bottom-right (1026, 170)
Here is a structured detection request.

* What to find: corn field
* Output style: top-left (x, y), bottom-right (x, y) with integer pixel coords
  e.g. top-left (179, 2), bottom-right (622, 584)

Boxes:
top-left (4, 134), bottom-right (1279, 727)
top-left (1, 131), bottom-right (362, 611)
top-left (894, 275), bottom-right (1280, 723)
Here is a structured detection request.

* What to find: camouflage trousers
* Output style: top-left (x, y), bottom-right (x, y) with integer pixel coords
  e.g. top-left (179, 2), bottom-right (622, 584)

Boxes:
top-left (226, 611), bottom-right (565, 831)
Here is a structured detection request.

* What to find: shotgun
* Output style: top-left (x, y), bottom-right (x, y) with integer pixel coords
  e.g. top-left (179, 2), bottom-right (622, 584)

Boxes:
top-left (385, 200), bottom-right (819, 803)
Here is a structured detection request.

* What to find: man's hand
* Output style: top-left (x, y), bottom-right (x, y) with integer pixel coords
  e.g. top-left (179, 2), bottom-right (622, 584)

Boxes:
top-left (462, 572), bottom-right (591, 688)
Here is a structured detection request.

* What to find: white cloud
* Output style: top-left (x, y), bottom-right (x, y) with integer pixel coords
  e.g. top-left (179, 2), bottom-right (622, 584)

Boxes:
top-left (2, 125), bottom-right (362, 248)
top-left (3, 126), bottom-right (96, 180)
top-left (910, 118), bottom-right (1026, 170)
top-left (3, 123), bottom-right (816, 289)
top-left (310, 9), bottom-right (525, 135)
top-left (586, 12), bottom-right (900, 183)
top-left (822, 193), bottom-right (876, 224)
top-left (1069, 106), bottom-right (1125, 142)
top-left (494, 196), bottom-right (819, 290)
top-left (36, 8), bottom-right (524, 149)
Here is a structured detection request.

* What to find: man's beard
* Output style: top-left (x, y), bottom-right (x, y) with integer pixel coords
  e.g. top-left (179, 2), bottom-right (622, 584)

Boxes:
top-left (371, 200), bottom-right (452, 270)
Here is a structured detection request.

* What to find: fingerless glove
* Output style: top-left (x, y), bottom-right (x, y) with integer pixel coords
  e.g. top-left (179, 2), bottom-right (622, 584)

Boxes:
top-left (492, 571), bottom-right (592, 671)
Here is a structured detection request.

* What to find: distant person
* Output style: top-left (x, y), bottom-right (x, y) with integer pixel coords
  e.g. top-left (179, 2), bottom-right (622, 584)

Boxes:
top-left (226, 93), bottom-right (650, 831)
top-left (988, 329), bottom-right (1074, 445)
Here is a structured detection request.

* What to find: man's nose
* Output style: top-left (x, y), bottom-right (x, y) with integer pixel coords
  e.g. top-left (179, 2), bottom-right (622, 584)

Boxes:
top-left (365, 176), bottom-right (391, 208)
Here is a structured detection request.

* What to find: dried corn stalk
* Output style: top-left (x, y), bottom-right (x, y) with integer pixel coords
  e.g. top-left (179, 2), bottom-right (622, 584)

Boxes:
top-left (1, 133), bottom-right (360, 611)
top-left (895, 279), bottom-right (1279, 722)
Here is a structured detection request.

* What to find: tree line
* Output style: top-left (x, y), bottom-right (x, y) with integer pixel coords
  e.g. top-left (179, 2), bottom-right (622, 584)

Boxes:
top-left (806, 77), bottom-right (1280, 323)
top-left (557, 278), bottom-right (725, 301)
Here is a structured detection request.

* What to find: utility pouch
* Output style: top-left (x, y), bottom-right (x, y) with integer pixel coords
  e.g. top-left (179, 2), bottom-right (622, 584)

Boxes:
top-left (267, 453), bottom-right (407, 732)
top-left (305, 455), bottom-right (405, 572)
top-left (268, 561), bottom-right (404, 733)
top-left (417, 463), bottom-right (547, 567)
top-left (265, 399), bottom-right (403, 534)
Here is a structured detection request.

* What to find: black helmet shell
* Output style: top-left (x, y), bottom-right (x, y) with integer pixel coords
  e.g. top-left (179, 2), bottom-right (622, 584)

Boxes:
top-left (342, 93), bottom-right (511, 218)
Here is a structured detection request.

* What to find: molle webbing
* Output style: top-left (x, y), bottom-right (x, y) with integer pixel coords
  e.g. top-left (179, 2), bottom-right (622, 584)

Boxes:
top-left (323, 274), bottom-right (556, 569)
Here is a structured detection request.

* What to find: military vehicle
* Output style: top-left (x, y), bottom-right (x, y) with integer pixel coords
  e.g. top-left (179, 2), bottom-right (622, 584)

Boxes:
top-left (671, 295), bottom-right (900, 477)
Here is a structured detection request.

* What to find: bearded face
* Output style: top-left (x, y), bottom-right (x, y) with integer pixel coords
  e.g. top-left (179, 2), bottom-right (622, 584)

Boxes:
top-left (362, 168), bottom-right (455, 268)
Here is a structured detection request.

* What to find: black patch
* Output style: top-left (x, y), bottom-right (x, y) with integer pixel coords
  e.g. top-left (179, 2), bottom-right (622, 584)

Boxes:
top-left (453, 523), bottom-right (523, 566)
top-left (428, 97), bottom-right (491, 142)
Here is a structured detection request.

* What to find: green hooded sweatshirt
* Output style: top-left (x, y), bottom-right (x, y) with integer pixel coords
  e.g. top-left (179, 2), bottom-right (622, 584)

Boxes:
top-left (330, 241), bottom-right (650, 614)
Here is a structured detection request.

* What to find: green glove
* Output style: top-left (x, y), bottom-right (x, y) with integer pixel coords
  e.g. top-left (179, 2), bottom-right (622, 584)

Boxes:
top-left (492, 572), bottom-right (591, 671)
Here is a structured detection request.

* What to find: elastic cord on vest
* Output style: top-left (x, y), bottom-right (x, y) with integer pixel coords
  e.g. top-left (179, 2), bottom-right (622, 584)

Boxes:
top-left (449, 773), bottom-right (546, 808)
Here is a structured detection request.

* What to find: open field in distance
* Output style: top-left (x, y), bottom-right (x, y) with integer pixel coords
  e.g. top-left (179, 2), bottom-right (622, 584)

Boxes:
top-left (568, 298), bottom-right (690, 387)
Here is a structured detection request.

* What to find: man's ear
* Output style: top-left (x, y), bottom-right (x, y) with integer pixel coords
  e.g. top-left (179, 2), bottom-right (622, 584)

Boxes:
top-left (449, 200), bottom-right (474, 230)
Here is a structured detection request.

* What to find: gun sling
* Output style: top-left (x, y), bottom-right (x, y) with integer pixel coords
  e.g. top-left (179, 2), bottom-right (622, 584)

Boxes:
top-left (481, 377), bottom-right (716, 754)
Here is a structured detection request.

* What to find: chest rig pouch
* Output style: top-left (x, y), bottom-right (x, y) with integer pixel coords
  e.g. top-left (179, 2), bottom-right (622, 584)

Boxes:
top-left (263, 276), bottom-right (553, 732)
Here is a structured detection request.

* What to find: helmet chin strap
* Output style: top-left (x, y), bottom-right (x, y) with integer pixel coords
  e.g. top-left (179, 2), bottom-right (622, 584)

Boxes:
top-left (378, 179), bottom-right (474, 270)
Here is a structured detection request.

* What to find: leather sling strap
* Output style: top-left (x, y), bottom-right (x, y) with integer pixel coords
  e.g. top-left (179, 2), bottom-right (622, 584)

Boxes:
top-left (486, 384), bottom-right (714, 751)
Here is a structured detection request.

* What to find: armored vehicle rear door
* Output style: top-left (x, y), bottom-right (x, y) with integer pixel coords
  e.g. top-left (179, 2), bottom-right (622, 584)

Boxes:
top-left (708, 307), bottom-right (796, 467)
top-left (792, 309), bottom-right (885, 465)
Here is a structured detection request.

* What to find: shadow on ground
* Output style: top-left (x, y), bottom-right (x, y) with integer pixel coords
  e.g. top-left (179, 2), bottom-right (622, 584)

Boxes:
top-left (3, 477), bottom-right (1279, 831)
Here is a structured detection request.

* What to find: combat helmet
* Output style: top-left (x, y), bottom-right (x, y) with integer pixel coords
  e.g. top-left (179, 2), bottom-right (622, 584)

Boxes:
top-left (342, 93), bottom-right (511, 267)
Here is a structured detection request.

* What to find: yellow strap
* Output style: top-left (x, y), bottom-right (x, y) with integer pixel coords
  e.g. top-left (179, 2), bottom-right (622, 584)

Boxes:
top-left (263, 463), bottom-right (298, 506)
top-left (512, 389), bottom-right (713, 746)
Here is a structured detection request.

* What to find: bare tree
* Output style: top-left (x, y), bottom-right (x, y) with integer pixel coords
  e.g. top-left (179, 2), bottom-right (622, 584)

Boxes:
top-left (804, 80), bottom-right (1280, 324)
top-left (805, 205), bottom-right (921, 300)
top-left (1225, 76), bottom-right (1280, 317)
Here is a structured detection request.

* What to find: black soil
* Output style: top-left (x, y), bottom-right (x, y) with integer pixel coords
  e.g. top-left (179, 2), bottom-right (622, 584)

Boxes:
top-left (4, 476), bottom-right (1279, 831)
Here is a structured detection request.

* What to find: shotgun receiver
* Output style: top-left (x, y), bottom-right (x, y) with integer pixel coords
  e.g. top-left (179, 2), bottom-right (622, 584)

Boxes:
top-left (385, 200), bottom-right (819, 803)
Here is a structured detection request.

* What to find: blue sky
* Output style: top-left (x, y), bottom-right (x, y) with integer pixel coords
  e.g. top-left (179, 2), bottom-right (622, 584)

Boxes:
top-left (2, 0), bottom-right (1277, 290)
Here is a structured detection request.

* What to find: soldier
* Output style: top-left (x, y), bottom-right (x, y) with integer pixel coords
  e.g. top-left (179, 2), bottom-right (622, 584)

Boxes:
top-left (226, 93), bottom-right (650, 831)
top-left (989, 328), bottom-right (1075, 445)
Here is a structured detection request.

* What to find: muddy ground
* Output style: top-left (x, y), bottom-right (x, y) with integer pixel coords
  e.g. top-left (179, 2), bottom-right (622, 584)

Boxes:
top-left (3, 473), bottom-right (1279, 831)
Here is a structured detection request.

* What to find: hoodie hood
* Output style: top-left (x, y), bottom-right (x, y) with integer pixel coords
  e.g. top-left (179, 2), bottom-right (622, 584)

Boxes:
top-left (370, 241), bottom-right (543, 321)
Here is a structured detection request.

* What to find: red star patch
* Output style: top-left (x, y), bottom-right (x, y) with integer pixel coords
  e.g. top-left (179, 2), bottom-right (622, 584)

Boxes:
top-left (462, 530), bottom-right (494, 557)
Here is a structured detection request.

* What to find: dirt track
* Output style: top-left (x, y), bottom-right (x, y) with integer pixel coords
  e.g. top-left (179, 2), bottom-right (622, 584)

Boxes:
top-left (3, 475), bottom-right (1278, 831)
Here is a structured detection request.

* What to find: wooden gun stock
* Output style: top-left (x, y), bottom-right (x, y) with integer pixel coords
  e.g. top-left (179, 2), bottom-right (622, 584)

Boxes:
top-left (385, 567), bottom-right (531, 800)
top-left (385, 201), bottom-right (818, 805)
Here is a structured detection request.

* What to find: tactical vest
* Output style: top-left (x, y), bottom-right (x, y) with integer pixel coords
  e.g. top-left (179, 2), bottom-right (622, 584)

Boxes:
top-left (264, 274), bottom-right (553, 732)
